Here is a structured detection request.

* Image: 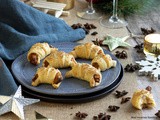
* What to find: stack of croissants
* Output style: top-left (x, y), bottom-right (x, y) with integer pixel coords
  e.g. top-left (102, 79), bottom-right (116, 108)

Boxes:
top-left (27, 42), bottom-right (117, 89)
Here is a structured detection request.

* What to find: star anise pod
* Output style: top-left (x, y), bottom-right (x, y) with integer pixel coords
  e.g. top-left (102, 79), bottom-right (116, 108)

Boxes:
top-left (121, 97), bottom-right (131, 104)
top-left (108, 105), bottom-right (120, 112)
top-left (115, 50), bottom-right (128, 59)
top-left (124, 64), bottom-right (141, 72)
top-left (91, 31), bottom-right (98, 36)
top-left (75, 111), bottom-right (88, 119)
top-left (84, 23), bottom-right (97, 30)
top-left (155, 110), bottom-right (160, 118)
top-left (71, 23), bottom-right (83, 29)
top-left (134, 43), bottom-right (144, 53)
top-left (93, 113), bottom-right (111, 120)
top-left (145, 86), bottom-right (152, 92)
top-left (141, 27), bottom-right (156, 36)
top-left (115, 90), bottom-right (128, 98)
top-left (92, 38), bottom-right (104, 46)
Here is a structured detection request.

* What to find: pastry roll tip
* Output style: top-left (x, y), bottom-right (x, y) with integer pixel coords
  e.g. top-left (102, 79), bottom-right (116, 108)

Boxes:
top-left (27, 42), bottom-right (54, 65)
top-left (32, 66), bottom-right (63, 89)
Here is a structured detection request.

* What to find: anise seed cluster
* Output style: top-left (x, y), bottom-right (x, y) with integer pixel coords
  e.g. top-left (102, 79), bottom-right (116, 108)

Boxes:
top-left (124, 64), bottom-right (140, 72)
top-left (71, 23), bottom-right (97, 35)
top-left (93, 113), bottom-right (111, 120)
top-left (141, 27), bottom-right (156, 36)
top-left (115, 50), bottom-right (128, 59)
top-left (115, 90), bottom-right (128, 98)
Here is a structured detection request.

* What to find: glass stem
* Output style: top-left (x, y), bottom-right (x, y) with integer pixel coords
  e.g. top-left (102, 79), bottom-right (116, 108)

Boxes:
top-left (87, 0), bottom-right (95, 14)
top-left (113, 0), bottom-right (118, 18)
top-left (110, 0), bottom-right (119, 22)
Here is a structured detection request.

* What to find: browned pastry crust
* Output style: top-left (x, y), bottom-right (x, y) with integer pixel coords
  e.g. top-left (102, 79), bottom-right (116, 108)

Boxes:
top-left (32, 66), bottom-right (63, 89)
top-left (65, 63), bottom-right (102, 87)
top-left (131, 89), bottom-right (156, 110)
top-left (69, 42), bottom-right (104, 59)
top-left (27, 42), bottom-right (57, 65)
top-left (43, 50), bottom-right (77, 68)
top-left (91, 54), bottom-right (117, 71)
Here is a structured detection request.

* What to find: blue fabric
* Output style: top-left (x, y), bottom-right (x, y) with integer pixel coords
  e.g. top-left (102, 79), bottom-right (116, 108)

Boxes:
top-left (0, 0), bottom-right (86, 95)
top-left (0, 58), bottom-right (17, 95)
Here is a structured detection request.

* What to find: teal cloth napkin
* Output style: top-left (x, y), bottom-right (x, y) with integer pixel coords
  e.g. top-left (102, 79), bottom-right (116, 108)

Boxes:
top-left (0, 0), bottom-right (86, 95)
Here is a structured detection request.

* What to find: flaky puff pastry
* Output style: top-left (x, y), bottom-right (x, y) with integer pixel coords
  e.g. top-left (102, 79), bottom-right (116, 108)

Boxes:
top-left (69, 43), bottom-right (104, 59)
top-left (32, 66), bottom-right (63, 89)
top-left (65, 63), bottom-right (102, 87)
top-left (43, 50), bottom-right (77, 68)
top-left (27, 43), bottom-right (57, 65)
top-left (91, 54), bottom-right (117, 71)
top-left (131, 89), bottom-right (156, 110)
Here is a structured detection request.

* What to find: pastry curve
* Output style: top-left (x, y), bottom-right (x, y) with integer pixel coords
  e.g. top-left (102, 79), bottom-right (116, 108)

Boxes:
top-left (131, 89), bottom-right (156, 110)
top-left (43, 50), bottom-right (77, 68)
top-left (32, 66), bottom-right (63, 89)
top-left (27, 42), bottom-right (57, 65)
top-left (69, 42), bottom-right (104, 59)
top-left (65, 63), bottom-right (102, 87)
top-left (91, 54), bottom-right (117, 71)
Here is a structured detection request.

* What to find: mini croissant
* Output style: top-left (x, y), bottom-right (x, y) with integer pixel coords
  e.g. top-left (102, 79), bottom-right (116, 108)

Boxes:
top-left (91, 54), bottom-right (117, 71)
top-left (65, 63), bottom-right (102, 87)
top-left (43, 50), bottom-right (77, 68)
top-left (131, 89), bottom-right (156, 110)
top-left (32, 66), bottom-right (63, 89)
top-left (27, 43), bottom-right (57, 65)
top-left (69, 42), bottom-right (104, 59)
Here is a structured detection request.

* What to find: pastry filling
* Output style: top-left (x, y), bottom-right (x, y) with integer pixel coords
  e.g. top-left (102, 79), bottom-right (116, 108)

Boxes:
top-left (92, 62), bottom-right (99, 69)
top-left (32, 74), bottom-right (38, 82)
top-left (44, 60), bottom-right (49, 67)
top-left (141, 96), bottom-right (154, 108)
top-left (141, 103), bottom-right (148, 109)
top-left (53, 72), bottom-right (63, 84)
top-left (29, 53), bottom-right (38, 65)
top-left (93, 74), bottom-right (100, 82)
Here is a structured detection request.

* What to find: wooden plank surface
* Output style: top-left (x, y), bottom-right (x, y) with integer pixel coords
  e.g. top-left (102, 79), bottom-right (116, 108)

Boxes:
top-left (125, 7), bottom-right (160, 119)
top-left (1, 1), bottom-right (160, 120)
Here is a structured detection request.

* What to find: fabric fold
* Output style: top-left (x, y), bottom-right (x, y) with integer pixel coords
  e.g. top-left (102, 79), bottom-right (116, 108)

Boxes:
top-left (0, 0), bottom-right (86, 95)
top-left (0, 58), bottom-right (17, 95)
top-left (0, 0), bottom-right (85, 60)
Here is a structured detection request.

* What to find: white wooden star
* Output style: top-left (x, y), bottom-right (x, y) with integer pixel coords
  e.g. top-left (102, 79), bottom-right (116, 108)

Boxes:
top-left (0, 86), bottom-right (40, 119)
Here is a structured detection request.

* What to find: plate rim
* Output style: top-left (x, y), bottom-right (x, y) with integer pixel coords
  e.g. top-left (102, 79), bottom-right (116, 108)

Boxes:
top-left (21, 66), bottom-right (123, 103)
top-left (11, 42), bottom-right (122, 96)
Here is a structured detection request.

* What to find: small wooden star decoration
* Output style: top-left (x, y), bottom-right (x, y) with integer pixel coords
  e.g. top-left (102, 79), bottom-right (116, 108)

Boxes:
top-left (0, 86), bottom-right (40, 119)
top-left (102, 35), bottom-right (131, 51)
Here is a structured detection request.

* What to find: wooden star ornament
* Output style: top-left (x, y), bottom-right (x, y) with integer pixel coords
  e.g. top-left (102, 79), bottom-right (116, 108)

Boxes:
top-left (102, 35), bottom-right (131, 51)
top-left (0, 86), bottom-right (40, 119)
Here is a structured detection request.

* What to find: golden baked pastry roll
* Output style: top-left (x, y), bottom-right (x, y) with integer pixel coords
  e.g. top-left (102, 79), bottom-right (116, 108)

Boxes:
top-left (131, 89), bottom-right (156, 110)
top-left (43, 50), bottom-right (77, 68)
top-left (27, 43), bottom-right (57, 65)
top-left (91, 54), bottom-right (117, 71)
top-left (65, 63), bottom-right (102, 87)
top-left (69, 42), bottom-right (104, 59)
top-left (32, 66), bottom-right (63, 89)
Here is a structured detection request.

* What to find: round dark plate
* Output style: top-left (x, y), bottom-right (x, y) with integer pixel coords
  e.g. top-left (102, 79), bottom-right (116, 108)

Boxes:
top-left (11, 42), bottom-right (121, 96)
top-left (22, 66), bottom-right (123, 103)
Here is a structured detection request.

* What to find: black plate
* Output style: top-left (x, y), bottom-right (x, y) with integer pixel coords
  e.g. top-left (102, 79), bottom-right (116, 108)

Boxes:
top-left (12, 42), bottom-right (122, 96)
top-left (21, 66), bottom-right (123, 103)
